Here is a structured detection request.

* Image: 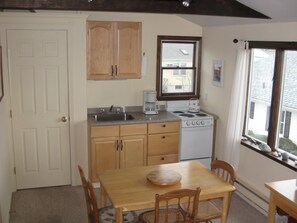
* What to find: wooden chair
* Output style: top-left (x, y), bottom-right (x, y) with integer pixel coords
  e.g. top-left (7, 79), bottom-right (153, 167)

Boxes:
top-left (78, 165), bottom-right (98, 223)
top-left (78, 165), bottom-right (139, 223)
top-left (180, 160), bottom-right (236, 223)
top-left (211, 160), bottom-right (236, 185)
top-left (139, 188), bottom-right (201, 223)
top-left (86, 180), bottom-right (101, 223)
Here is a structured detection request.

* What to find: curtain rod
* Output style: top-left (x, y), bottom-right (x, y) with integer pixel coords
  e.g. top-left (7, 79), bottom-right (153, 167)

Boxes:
top-left (233, 39), bottom-right (247, 43)
top-left (233, 39), bottom-right (239, 43)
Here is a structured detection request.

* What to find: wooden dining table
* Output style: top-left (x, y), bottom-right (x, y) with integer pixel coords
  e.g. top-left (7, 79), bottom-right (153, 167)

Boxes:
top-left (98, 161), bottom-right (236, 223)
top-left (265, 179), bottom-right (297, 223)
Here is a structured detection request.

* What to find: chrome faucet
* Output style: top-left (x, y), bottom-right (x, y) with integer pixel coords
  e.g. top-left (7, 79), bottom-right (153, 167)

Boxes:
top-left (109, 105), bottom-right (125, 113)
top-left (109, 105), bottom-right (114, 112)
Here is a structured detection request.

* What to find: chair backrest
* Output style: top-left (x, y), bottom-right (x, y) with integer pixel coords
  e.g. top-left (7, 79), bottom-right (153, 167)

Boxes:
top-left (86, 180), bottom-right (100, 223)
top-left (211, 160), bottom-right (236, 185)
top-left (78, 165), bottom-right (99, 223)
top-left (155, 188), bottom-right (201, 223)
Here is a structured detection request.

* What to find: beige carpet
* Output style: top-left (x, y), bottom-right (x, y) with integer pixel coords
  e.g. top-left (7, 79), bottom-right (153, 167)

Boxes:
top-left (9, 185), bottom-right (286, 223)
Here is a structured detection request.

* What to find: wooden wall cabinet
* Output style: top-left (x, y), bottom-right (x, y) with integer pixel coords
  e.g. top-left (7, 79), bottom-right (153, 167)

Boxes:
top-left (147, 121), bottom-right (180, 165)
top-left (87, 21), bottom-right (142, 80)
top-left (89, 124), bottom-right (147, 182)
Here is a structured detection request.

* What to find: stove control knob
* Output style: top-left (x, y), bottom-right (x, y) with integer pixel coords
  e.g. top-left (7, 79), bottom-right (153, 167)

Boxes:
top-left (192, 121), bottom-right (196, 126)
top-left (196, 120), bottom-right (200, 126)
top-left (186, 121), bottom-right (191, 126)
top-left (201, 120), bottom-right (205, 126)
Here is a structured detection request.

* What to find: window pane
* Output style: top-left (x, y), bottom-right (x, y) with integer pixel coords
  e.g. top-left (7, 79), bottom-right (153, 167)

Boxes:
top-left (246, 49), bottom-right (276, 143)
top-left (277, 50), bottom-right (297, 156)
top-left (162, 69), bottom-right (194, 93)
top-left (162, 43), bottom-right (194, 67)
top-left (156, 36), bottom-right (201, 100)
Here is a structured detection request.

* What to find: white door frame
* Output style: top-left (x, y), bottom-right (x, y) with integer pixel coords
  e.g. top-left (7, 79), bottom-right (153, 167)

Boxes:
top-left (0, 12), bottom-right (89, 190)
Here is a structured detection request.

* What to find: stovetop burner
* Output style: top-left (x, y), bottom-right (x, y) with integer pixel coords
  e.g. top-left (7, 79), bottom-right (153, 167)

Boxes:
top-left (173, 111), bottom-right (184, 114)
top-left (196, 113), bottom-right (207, 117)
top-left (179, 113), bottom-right (195, 118)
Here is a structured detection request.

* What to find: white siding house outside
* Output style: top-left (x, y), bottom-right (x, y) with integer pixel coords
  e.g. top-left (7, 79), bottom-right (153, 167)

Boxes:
top-left (247, 49), bottom-right (297, 153)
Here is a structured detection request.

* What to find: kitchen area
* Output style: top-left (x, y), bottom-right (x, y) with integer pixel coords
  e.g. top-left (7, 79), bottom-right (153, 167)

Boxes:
top-left (2, 6), bottom-right (297, 222)
top-left (86, 19), bottom-right (215, 180)
top-left (88, 96), bottom-right (216, 181)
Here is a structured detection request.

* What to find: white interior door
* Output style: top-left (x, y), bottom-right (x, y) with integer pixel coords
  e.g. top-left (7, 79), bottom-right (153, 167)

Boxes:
top-left (8, 29), bottom-right (71, 189)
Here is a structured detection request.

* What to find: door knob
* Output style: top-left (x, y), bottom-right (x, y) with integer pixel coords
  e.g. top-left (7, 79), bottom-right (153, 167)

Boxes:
top-left (61, 116), bottom-right (68, 122)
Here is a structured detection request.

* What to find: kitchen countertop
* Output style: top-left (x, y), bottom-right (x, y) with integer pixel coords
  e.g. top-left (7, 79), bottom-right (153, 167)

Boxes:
top-left (88, 111), bottom-right (181, 126)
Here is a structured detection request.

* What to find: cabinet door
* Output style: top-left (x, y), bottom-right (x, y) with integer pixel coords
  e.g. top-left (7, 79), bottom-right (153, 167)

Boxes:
top-left (87, 21), bottom-right (114, 80)
top-left (115, 22), bottom-right (142, 79)
top-left (120, 135), bottom-right (147, 169)
top-left (90, 137), bottom-right (119, 181)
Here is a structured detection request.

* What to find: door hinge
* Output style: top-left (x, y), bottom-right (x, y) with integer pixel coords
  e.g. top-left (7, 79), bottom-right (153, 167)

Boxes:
top-left (13, 167), bottom-right (16, 175)
top-left (10, 110), bottom-right (12, 118)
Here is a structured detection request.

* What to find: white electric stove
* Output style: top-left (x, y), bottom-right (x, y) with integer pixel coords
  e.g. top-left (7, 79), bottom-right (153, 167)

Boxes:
top-left (167, 101), bottom-right (214, 169)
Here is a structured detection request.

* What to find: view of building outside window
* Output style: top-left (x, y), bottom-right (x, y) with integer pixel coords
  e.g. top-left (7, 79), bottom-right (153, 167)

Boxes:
top-left (246, 48), bottom-right (297, 157)
top-left (278, 50), bottom-right (297, 156)
top-left (161, 42), bottom-right (195, 93)
top-left (246, 49), bottom-right (275, 143)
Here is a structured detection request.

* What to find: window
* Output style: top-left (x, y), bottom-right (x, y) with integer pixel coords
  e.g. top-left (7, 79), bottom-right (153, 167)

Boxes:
top-left (244, 41), bottom-right (297, 159)
top-left (156, 36), bottom-right (202, 100)
top-left (249, 101), bottom-right (255, 119)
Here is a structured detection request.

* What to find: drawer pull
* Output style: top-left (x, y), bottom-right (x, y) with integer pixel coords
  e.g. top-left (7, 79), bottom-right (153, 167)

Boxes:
top-left (162, 124), bottom-right (166, 127)
top-left (161, 157), bottom-right (165, 160)
top-left (162, 136), bottom-right (166, 139)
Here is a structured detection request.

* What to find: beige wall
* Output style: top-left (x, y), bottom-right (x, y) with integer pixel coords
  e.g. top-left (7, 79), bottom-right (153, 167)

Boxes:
top-left (86, 12), bottom-right (203, 108)
top-left (201, 21), bottom-right (297, 209)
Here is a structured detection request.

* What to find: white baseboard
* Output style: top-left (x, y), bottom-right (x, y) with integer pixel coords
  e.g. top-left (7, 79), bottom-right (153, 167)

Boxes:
top-left (234, 178), bottom-right (269, 216)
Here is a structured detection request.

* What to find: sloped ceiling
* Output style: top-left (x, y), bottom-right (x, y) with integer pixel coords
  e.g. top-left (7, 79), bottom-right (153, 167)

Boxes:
top-left (180, 0), bottom-right (297, 26)
top-left (1, 0), bottom-right (297, 26)
top-left (0, 0), bottom-right (269, 19)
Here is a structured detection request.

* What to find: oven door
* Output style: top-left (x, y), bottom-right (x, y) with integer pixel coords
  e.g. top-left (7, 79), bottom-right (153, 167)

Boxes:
top-left (180, 126), bottom-right (213, 160)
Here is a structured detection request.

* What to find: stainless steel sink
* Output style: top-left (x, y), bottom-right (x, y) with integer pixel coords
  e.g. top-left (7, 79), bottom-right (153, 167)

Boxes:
top-left (92, 112), bottom-right (134, 121)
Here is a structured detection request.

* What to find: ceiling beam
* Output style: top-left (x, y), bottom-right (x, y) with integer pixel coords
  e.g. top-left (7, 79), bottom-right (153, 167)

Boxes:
top-left (0, 0), bottom-right (270, 19)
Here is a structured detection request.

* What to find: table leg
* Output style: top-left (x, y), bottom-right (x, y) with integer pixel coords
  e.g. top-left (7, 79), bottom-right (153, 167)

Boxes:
top-left (221, 193), bottom-right (229, 223)
top-left (115, 207), bottom-right (123, 223)
top-left (100, 185), bottom-right (107, 208)
top-left (267, 192), bottom-right (276, 223)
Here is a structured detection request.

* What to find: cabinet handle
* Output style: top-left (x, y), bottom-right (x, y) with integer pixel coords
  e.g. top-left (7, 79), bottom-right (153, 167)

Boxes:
top-left (162, 124), bottom-right (166, 127)
top-left (161, 157), bottom-right (165, 160)
top-left (162, 136), bottom-right (166, 139)
top-left (115, 65), bottom-right (118, 76)
top-left (111, 65), bottom-right (114, 76)
top-left (120, 140), bottom-right (124, 151)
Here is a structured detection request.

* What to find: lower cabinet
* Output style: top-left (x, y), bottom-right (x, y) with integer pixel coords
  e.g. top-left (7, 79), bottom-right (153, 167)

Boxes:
top-left (89, 124), bottom-right (147, 182)
top-left (147, 121), bottom-right (180, 165)
top-left (89, 121), bottom-right (180, 182)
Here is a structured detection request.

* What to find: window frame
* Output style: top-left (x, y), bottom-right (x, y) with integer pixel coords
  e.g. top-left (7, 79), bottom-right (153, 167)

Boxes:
top-left (156, 35), bottom-right (202, 101)
top-left (242, 41), bottom-right (297, 170)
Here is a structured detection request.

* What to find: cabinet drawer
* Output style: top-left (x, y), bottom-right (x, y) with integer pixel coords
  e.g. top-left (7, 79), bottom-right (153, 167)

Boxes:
top-left (120, 124), bottom-right (147, 136)
top-left (147, 154), bottom-right (179, 165)
top-left (148, 133), bottom-right (179, 155)
top-left (90, 125), bottom-right (119, 138)
top-left (148, 122), bottom-right (180, 134)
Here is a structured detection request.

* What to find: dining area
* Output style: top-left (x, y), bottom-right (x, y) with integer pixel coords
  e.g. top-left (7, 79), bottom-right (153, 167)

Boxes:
top-left (79, 160), bottom-right (236, 223)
